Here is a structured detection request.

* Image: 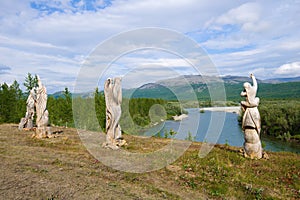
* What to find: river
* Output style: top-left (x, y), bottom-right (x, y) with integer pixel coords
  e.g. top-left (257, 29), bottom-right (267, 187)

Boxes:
top-left (145, 108), bottom-right (300, 153)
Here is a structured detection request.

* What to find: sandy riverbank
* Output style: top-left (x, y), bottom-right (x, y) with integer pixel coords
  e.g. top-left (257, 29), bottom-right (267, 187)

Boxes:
top-left (172, 114), bottom-right (188, 121)
top-left (201, 106), bottom-right (241, 114)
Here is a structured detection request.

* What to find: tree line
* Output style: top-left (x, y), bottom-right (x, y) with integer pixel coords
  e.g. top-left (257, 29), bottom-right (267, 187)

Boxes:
top-left (1, 74), bottom-right (299, 141)
top-left (0, 74), bottom-right (184, 134)
top-left (0, 80), bottom-right (24, 123)
top-left (259, 100), bottom-right (300, 141)
top-left (237, 100), bottom-right (300, 141)
top-left (0, 73), bottom-right (75, 127)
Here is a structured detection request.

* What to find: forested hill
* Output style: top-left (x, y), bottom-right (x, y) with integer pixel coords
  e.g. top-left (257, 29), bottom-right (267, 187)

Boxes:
top-left (48, 75), bottom-right (300, 101)
top-left (50, 81), bottom-right (300, 101)
top-left (122, 75), bottom-right (300, 101)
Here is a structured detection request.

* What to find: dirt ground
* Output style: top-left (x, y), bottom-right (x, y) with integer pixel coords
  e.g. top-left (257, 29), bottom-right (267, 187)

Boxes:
top-left (0, 124), bottom-right (206, 200)
top-left (1, 123), bottom-right (299, 200)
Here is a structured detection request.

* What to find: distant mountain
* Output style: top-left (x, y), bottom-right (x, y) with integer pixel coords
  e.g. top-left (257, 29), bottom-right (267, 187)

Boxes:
top-left (138, 83), bottom-right (162, 89)
top-left (156, 75), bottom-right (263, 87)
top-left (263, 76), bottom-right (300, 84)
top-left (221, 75), bottom-right (264, 84)
top-left (123, 83), bottom-right (177, 100)
top-left (50, 91), bottom-right (65, 98)
top-left (49, 91), bottom-right (93, 99)
top-left (50, 75), bottom-right (300, 100)
top-left (123, 75), bottom-right (300, 101)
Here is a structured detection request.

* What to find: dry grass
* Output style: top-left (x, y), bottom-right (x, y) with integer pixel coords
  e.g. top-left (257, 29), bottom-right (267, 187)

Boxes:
top-left (0, 123), bottom-right (299, 199)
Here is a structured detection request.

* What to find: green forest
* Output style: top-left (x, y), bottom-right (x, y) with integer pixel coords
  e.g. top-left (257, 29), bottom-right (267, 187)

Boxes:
top-left (124, 82), bottom-right (300, 101)
top-left (0, 74), bottom-right (185, 135)
top-left (259, 100), bottom-right (300, 141)
top-left (0, 74), bottom-right (75, 128)
top-left (1, 74), bottom-right (299, 142)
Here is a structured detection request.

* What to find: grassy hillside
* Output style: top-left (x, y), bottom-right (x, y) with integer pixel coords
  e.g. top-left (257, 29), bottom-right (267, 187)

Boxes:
top-left (1, 124), bottom-right (299, 199)
top-left (124, 84), bottom-right (178, 100)
top-left (257, 82), bottom-right (300, 99)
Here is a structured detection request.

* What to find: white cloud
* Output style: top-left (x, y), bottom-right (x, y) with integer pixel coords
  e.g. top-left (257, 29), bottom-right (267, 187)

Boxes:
top-left (1, 0), bottom-right (300, 92)
top-left (92, 50), bottom-right (199, 89)
top-left (198, 0), bottom-right (300, 80)
top-left (275, 62), bottom-right (300, 77)
top-left (0, 0), bottom-right (33, 17)
top-left (215, 2), bottom-right (261, 26)
top-left (121, 65), bottom-right (181, 89)
top-left (278, 40), bottom-right (300, 50)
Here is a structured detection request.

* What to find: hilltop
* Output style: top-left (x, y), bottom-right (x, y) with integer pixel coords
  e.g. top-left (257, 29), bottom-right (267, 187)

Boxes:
top-left (1, 124), bottom-right (299, 199)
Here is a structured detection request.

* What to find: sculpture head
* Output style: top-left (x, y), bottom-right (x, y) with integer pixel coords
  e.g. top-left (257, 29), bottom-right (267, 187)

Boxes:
top-left (114, 77), bottom-right (122, 85)
top-left (243, 82), bottom-right (251, 89)
top-left (37, 75), bottom-right (42, 86)
top-left (104, 78), bottom-right (112, 88)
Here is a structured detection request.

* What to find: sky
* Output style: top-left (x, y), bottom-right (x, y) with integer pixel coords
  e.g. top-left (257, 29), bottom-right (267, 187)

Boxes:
top-left (0, 0), bottom-right (300, 93)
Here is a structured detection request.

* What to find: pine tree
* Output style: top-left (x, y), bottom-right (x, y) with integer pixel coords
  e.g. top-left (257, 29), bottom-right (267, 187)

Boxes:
top-left (9, 80), bottom-right (25, 122)
top-left (0, 83), bottom-right (10, 123)
top-left (23, 73), bottom-right (38, 95)
top-left (62, 87), bottom-right (73, 126)
top-left (94, 87), bottom-right (106, 131)
top-left (0, 81), bottom-right (25, 123)
top-left (48, 87), bottom-right (74, 127)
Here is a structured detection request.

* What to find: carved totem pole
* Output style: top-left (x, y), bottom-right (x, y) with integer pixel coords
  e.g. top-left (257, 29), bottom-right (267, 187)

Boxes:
top-left (103, 77), bottom-right (126, 149)
top-left (19, 76), bottom-right (51, 138)
top-left (240, 74), bottom-right (263, 159)
top-left (18, 88), bottom-right (36, 130)
top-left (34, 76), bottom-right (51, 138)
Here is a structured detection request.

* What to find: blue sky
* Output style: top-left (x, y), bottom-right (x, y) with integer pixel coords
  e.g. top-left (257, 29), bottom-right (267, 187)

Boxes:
top-left (0, 0), bottom-right (300, 93)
